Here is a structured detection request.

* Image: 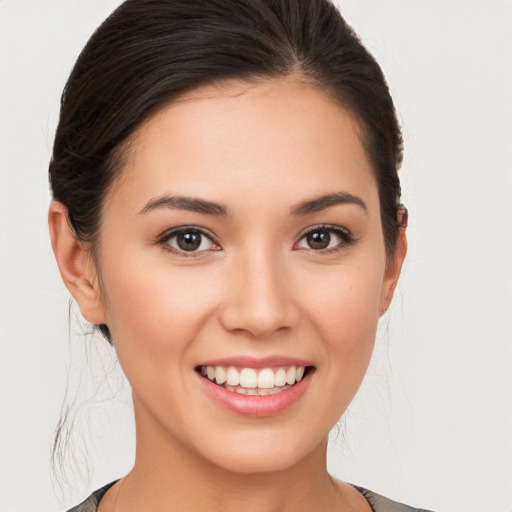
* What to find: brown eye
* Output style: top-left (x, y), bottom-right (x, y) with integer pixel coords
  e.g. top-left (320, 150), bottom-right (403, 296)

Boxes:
top-left (297, 226), bottom-right (351, 252)
top-left (166, 229), bottom-right (215, 253)
top-left (178, 232), bottom-right (202, 250)
top-left (306, 230), bottom-right (331, 250)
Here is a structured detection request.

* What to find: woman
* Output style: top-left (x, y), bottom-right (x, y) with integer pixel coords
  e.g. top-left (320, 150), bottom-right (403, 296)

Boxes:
top-left (48, 0), bottom-right (427, 510)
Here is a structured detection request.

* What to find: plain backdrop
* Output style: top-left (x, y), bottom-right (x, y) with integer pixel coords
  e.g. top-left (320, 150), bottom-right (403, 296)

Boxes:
top-left (1, 1), bottom-right (511, 511)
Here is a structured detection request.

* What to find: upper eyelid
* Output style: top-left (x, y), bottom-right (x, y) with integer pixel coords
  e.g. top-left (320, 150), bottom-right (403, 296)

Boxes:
top-left (298, 224), bottom-right (351, 238)
top-left (158, 225), bottom-right (218, 244)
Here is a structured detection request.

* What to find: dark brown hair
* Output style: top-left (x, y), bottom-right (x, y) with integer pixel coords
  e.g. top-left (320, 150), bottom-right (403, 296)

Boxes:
top-left (49, 0), bottom-right (403, 342)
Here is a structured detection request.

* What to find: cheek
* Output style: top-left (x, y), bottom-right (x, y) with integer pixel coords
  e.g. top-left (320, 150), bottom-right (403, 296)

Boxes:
top-left (304, 259), bottom-right (384, 336)
top-left (300, 257), bottom-right (385, 382)
top-left (98, 253), bottom-right (226, 424)
top-left (98, 248), bottom-right (221, 357)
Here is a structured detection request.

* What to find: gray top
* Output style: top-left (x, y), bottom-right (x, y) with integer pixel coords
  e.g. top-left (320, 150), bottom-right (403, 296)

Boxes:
top-left (67, 481), bottom-right (435, 512)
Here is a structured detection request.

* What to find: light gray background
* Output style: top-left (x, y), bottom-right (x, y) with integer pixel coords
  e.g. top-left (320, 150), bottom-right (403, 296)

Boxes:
top-left (1, 1), bottom-right (511, 511)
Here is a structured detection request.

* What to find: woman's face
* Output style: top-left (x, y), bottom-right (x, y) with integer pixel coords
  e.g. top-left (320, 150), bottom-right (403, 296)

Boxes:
top-left (89, 79), bottom-right (404, 474)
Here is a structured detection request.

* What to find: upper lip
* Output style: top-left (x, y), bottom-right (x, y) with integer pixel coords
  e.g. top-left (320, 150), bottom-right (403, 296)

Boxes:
top-left (198, 355), bottom-right (313, 368)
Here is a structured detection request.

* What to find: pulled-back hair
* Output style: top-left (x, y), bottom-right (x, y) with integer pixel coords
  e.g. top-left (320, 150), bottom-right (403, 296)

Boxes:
top-left (49, 0), bottom-right (403, 343)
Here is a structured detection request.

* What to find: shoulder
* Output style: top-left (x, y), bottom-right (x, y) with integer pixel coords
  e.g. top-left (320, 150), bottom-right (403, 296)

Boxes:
top-left (355, 486), bottom-right (437, 512)
top-left (66, 481), bottom-right (118, 512)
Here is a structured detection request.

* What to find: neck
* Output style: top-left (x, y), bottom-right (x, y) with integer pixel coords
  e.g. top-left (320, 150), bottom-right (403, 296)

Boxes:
top-left (111, 399), bottom-right (344, 512)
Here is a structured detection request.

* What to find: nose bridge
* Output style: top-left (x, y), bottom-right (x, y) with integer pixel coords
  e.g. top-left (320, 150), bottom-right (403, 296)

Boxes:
top-left (219, 241), bottom-right (298, 337)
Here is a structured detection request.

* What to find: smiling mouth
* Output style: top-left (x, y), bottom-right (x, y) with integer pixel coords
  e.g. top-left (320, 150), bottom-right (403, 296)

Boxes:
top-left (196, 365), bottom-right (314, 396)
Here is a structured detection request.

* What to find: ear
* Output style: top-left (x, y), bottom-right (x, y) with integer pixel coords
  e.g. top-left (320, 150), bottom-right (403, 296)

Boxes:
top-left (379, 208), bottom-right (408, 316)
top-left (48, 201), bottom-right (107, 325)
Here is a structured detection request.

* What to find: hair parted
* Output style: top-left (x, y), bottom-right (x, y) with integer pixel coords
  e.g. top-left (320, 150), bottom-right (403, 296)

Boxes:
top-left (49, 0), bottom-right (404, 343)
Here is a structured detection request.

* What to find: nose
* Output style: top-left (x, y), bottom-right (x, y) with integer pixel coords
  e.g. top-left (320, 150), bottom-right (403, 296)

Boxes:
top-left (219, 247), bottom-right (300, 338)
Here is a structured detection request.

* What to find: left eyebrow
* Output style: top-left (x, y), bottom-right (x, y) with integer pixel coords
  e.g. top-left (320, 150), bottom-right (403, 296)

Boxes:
top-left (290, 191), bottom-right (368, 216)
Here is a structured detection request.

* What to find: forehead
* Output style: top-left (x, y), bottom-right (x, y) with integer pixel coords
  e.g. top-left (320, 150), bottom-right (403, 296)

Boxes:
top-left (106, 78), bottom-right (378, 217)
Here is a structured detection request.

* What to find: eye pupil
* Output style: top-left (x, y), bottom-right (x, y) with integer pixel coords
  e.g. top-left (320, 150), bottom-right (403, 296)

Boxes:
top-left (177, 231), bottom-right (201, 251)
top-left (307, 231), bottom-right (330, 250)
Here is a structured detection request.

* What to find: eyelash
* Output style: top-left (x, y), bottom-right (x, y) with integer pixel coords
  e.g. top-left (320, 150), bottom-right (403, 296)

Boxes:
top-left (298, 224), bottom-right (355, 254)
top-left (157, 226), bottom-right (220, 258)
top-left (157, 224), bottom-right (355, 257)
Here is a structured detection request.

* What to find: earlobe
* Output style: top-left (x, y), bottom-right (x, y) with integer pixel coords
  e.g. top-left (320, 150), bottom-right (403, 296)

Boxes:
top-left (48, 201), bottom-right (107, 325)
top-left (379, 209), bottom-right (408, 316)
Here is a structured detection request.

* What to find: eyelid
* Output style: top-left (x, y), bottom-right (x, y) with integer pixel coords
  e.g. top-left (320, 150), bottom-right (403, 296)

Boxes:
top-left (157, 225), bottom-right (221, 256)
top-left (295, 224), bottom-right (355, 252)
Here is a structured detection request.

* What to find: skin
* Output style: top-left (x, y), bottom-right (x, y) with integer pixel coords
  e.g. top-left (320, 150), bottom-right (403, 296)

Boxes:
top-left (49, 78), bottom-right (406, 512)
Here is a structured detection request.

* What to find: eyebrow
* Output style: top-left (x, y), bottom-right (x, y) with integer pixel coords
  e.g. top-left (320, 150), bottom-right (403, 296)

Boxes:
top-left (138, 191), bottom-right (367, 217)
top-left (139, 195), bottom-right (229, 216)
top-left (290, 191), bottom-right (368, 216)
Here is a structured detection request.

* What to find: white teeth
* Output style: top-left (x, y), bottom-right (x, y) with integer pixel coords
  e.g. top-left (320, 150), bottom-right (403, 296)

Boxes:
top-left (226, 366), bottom-right (240, 386)
top-left (201, 364), bottom-right (308, 393)
top-left (215, 366), bottom-right (226, 385)
top-left (286, 366), bottom-right (296, 385)
top-left (257, 368), bottom-right (275, 389)
top-left (239, 368), bottom-right (258, 388)
top-left (274, 368), bottom-right (287, 387)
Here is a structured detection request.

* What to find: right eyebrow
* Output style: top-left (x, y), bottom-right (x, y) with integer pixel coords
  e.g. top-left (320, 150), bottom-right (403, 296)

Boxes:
top-left (138, 195), bottom-right (229, 216)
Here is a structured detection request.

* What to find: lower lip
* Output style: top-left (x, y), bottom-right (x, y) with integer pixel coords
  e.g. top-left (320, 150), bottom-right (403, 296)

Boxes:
top-left (198, 370), bottom-right (313, 417)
